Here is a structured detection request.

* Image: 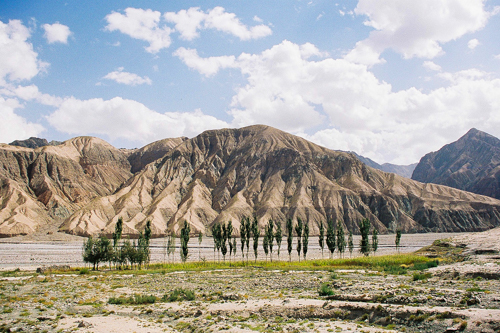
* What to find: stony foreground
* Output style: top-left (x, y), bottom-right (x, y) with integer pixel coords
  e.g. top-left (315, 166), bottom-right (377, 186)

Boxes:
top-left (1, 256), bottom-right (499, 333)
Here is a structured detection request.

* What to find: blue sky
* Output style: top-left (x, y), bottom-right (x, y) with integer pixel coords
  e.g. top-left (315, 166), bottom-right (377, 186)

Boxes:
top-left (1, 0), bottom-right (499, 164)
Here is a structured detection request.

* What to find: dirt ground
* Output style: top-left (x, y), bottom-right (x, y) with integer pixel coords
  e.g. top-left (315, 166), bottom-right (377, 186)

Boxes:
top-left (0, 230), bottom-right (499, 332)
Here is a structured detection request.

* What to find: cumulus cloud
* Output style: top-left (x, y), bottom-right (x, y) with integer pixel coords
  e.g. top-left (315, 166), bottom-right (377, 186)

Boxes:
top-left (164, 6), bottom-right (272, 41)
top-left (105, 8), bottom-right (173, 53)
top-left (177, 40), bottom-right (500, 164)
top-left (468, 38), bottom-right (480, 49)
top-left (0, 97), bottom-right (45, 143)
top-left (0, 19), bottom-right (48, 84)
top-left (346, 0), bottom-right (491, 65)
top-left (103, 67), bottom-right (152, 86)
top-left (105, 7), bottom-right (272, 52)
top-left (423, 61), bottom-right (442, 72)
top-left (42, 22), bottom-right (72, 44)
top-left (46, 97), bottom-right (229, 143)
top-left (173, 47), bottom-right (236, 77)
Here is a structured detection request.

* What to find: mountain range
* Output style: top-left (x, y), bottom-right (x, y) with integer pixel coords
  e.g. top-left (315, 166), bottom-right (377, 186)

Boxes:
top-left (2, 125), bottom-right (500, 238)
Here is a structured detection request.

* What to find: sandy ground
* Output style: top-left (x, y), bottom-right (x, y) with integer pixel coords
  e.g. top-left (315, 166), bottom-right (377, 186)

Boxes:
top-left (0, 232), bottom-right (466, 270)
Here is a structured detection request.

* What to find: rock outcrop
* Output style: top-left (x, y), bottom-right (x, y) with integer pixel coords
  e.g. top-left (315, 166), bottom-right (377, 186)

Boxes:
top-left (0, 137), bottom-right (132, 236)
top-left (412, 128), bottom-right (500, 199)
top-left (58, 125), bottom-right (500, 237)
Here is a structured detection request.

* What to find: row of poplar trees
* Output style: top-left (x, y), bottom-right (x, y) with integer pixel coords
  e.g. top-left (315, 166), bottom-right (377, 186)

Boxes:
top-left (82, 218), bottom-right (192, 270)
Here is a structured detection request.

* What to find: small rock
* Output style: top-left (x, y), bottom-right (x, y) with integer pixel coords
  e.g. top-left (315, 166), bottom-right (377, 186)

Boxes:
top-left (194, 309), bottom-right (203, 317)
top-left (77, 321), bottom-right (92, 328)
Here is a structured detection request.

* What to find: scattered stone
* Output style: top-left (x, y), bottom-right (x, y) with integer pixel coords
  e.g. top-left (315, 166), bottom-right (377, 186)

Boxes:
top-left (36, 265), bottom-right (71, 274)
top-left (77, 321), bottom-right (92, 328)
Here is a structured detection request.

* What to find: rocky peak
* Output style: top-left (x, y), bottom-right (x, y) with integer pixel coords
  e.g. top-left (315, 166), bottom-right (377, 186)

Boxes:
top-left (412, 128), bottom-right (500, 199)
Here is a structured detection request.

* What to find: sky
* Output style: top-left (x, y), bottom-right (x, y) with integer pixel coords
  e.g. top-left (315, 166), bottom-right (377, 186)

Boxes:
top-left (1, 0), bottom-right (500, 165)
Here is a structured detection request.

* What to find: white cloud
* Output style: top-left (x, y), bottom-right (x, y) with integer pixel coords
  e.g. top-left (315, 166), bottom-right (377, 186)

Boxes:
top-left (173, 47), bottom-right (236, 77)
top-left (46, 97), bottom-right (229, 143)
top-left (42, 22), bottom-right (72, 44)
top-left (467, 38), bottom-right (480, 49)
top-left (165, 7), bottom-right (272, 41)
top-left (346, 0), bottom-right (491, 65)
top-left (423, 61), bottom-right (442, 72)
top-left (253, 16), bottom-right (263, 23)
top-left (0, 97), bottom-right (45, 143)
top-left (0, 19), bottom-right (48, 84)
top-left (103, 67), bottom-right (152, 86)
top-left (495, 54), bottom-right (500, 60)
top-left (178, 40), bottom-right (500, 164)
top-left (164, 7), bottom-right (206, 41)
top-left (105, 8), bottom-right (173, 53)
top-left (205, 7), bottom-right (272, 40)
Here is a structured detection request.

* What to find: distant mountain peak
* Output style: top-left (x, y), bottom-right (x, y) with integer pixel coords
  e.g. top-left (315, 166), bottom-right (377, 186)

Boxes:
top-left (412, 128), bottom-right (500, 199)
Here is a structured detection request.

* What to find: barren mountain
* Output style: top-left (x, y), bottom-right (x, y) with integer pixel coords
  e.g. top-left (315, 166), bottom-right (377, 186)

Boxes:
top-left (412, 128), bottom-right (500, 199)
top-left (59, 125), bottom-right (500, 237)
top-left (352, 153), bottom-right (417, 178)
top-left (0, 137), bottom-right (132, 236)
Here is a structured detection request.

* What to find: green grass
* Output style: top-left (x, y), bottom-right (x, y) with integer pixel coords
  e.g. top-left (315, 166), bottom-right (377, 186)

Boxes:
top-left (413, 272), bottom-right (432, 281)
top-left (163, 288), bottom-right (196, 302)
top-left (108, 294), bottom-right (157, 305)
top-left (142, 254), bottom-right (435, 273)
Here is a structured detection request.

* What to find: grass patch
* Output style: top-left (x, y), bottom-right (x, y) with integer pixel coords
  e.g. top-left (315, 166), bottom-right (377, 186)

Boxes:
top-left (413, 272), bottom-right (432, 281)
top-left (108, 294), bottom-right (157, 305)
top-left (163, 288), bottom-right (196, 302)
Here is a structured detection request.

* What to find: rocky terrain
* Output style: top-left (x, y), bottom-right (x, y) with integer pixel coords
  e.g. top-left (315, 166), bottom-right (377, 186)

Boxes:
top-left (0, 229), bottom-right (499, 332)
top-left (412, 128), bottom-right (500, 200)
top-left (3, 125), bottom-right (500, 238)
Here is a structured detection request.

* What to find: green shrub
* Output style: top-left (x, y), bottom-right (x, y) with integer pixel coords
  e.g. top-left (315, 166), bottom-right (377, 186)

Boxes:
top-left (79, 268), bottom-right (90, 275)
top-left (108, 294), bottom-right (157, 305)
top-left (413, 272), bottom-right (432, 281)
top-left (163, 288), bottom-right (196, 302)
top-left (413, 260), bottom-right (439, 270)
top-left (318, 283), bottom-right (334, 296)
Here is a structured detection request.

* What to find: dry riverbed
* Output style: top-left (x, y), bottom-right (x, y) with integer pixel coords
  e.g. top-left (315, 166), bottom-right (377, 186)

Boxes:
top-left (0, 231), bottom-right (499, 332)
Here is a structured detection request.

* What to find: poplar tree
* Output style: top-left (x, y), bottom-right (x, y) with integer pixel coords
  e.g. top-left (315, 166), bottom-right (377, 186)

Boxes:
top-left (245, 217), bottom-right (251, 263)
top-left (266, 219), bottom-right (274, 262)
top-left (326, 219), bottom-right (336, 259)
top-left (372, 228), bottom-right (379, 254)
top-left (251, 216), bottom-right (260, 262)
top-left (275, 220), bottom-right (283, 261)
top-left (302, 220), bottom-right (309, 261)
top-left (143, 220), bottom-right (152, 266)
top-left (198, 232), bottom-right (203, 261)
top-left (395, 229), bottom-right (402, 253)
top-left (337, 223), bottom-right (346, 258)
top-left (221, 223), bottom-right (228, 262)
top-left (359, 218), bottom-right (371, 256)
top-left (232, 237), bottom-right (237, 260)
top-left (295, 218), bottom-right (303, 262)
top-left (318, 221), bottom-right (325, 259)
top-left (240, 217), bottom-right (247, 261)
top-left (286, 218), bottom-right (293, 262)
top-left (348, 230), bottom-right (354, 257)
top-left (180, 221), bottom-right (190, 263)
top-left (263, 232), bottom-right (269, 261)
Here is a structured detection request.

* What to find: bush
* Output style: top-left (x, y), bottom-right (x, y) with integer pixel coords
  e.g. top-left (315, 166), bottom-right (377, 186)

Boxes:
top-left (79, 268), bottom-right (90, 275)
top-left (413, 272), bottom-right (432, 281)
top-left (163, 288), bottom-right (196, 302)
top-left (108, 294), bottom-right (157, 305)
top-left (318, 283), bottom-right (334, 296)
top-left (413, 260), bottom-right (439, 270)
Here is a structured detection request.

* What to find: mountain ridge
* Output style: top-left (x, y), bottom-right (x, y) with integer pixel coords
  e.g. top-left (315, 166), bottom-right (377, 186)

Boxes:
top-left (2, 125), bottom-right (500, 237)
